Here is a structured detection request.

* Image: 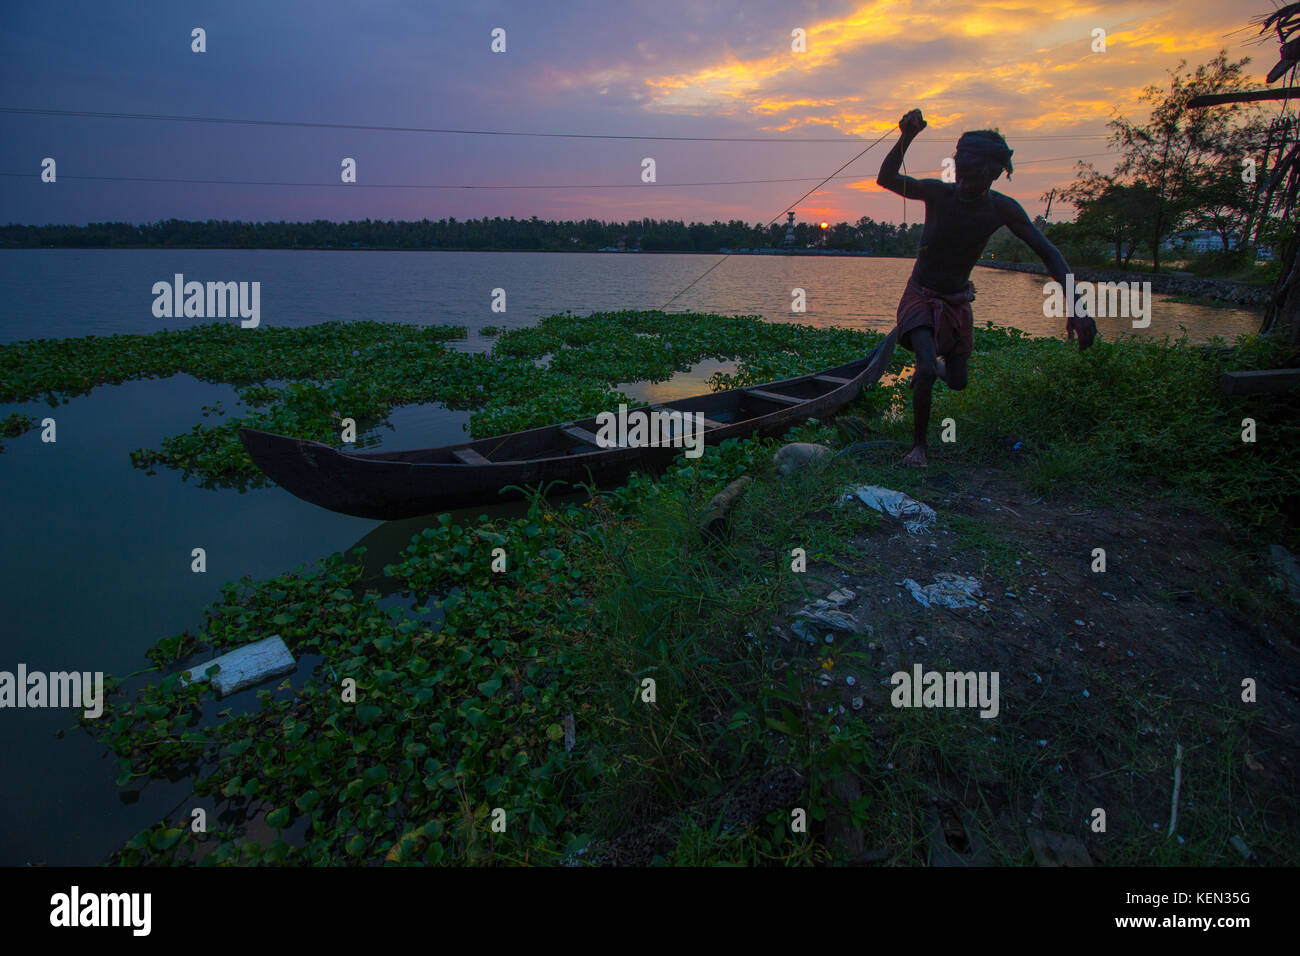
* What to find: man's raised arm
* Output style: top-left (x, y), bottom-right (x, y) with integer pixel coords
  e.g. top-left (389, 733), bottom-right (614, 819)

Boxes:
top-left (1003, 198), bottom-right (1098, 349)
top-left (877, 108), bottom-right (943, 200)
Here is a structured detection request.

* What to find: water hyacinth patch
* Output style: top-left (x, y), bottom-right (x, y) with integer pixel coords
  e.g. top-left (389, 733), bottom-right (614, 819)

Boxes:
top-left (0, 411), bottom-right (36, 451)
top-left (0, 311), bottom-right (896, 487)
top-left (87, 504), bottom-right (597, 866)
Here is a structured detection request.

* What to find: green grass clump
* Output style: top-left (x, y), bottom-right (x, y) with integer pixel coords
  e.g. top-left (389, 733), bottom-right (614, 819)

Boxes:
top-left (879, 325), bottom-right (1300, 545)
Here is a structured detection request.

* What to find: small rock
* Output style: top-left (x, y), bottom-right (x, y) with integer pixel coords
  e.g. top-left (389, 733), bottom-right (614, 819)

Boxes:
top-left (774, 442), bottom-right (831, 477)
top-left (1269, 545), bottom-right (1300, 605)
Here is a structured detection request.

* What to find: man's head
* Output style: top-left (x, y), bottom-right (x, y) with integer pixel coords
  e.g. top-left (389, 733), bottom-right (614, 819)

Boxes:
top-left (953, 130), bottom-right (1013, 200)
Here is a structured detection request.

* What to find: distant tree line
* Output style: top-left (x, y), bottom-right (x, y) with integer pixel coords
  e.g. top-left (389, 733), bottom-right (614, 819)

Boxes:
top-left (0, 215), bottom-right (924, 255)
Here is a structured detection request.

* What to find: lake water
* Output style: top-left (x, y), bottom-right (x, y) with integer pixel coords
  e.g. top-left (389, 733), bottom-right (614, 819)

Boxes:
top-left (0, 249), bottom-right (1262, 863)
top-left (0, 248), bottom-right (1261, 347)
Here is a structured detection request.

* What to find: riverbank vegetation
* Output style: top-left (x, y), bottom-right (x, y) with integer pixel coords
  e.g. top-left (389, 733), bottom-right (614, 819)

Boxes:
top-left (6, 311), bottom-right (1292, 864)
top-left (3, 311), bottom-right (1295, 539)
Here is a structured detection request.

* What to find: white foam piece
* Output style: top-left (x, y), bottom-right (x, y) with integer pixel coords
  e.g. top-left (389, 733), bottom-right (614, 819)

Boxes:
top-left (182, 635), bottom-right (296, 698)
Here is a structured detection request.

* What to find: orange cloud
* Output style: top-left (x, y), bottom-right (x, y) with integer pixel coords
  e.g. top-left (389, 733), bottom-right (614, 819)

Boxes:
top-left (548, 0), bottom-right (1257, 147)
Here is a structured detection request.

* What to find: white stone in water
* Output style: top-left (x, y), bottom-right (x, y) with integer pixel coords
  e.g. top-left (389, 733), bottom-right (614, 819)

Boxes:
top-left (181, 635), bottom-right (296, 698)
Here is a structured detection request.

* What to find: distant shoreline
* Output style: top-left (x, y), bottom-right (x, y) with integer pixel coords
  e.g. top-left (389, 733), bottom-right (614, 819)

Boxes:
top-left (976, 258), bottom-right (1270, 308)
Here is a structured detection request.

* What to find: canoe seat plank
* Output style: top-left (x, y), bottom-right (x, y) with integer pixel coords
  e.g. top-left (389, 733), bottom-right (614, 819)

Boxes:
top-left (815, 374), bottom-right (852, 386)
top-left (746, 388), bottom-right (803, 406)
top-left (1220, 368), bottom-right (1300, 395)
top-left (647, 405), bottom-right (725, 432)
top-left (561, 425), bottom-right (603, 449)
top-left (453, 447), bottom-right (493, 466)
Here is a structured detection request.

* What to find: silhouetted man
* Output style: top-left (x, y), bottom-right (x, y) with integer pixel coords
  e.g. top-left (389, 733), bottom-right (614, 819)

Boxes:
top-left (877, 108), bottom-right (1097, 467)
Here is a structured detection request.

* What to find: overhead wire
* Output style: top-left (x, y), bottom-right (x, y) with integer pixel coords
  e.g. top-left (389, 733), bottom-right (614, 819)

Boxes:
top-left (0, 151), bottom-right (1116, 191)
top-left (0, 105), bottom-right (1112, 143)
top-left (658, 126), bottom-right (898, 311)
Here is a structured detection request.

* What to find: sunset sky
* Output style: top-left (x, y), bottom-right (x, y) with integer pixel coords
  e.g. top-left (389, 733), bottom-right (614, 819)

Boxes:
top-left (0, 0), bottom-right (1282, 228)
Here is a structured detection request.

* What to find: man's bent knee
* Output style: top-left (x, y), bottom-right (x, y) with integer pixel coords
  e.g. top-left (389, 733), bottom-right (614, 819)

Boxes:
top-left (944, 356), bottom-right (969, 390)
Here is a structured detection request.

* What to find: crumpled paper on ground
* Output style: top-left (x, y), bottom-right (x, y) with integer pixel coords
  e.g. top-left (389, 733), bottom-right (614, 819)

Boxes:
top-left (844, 485), bottom-right (936, 534)
top-left (898, 573), bottom-right (983, 609)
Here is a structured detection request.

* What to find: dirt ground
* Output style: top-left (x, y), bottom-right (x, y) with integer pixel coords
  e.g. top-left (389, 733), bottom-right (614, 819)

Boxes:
top-left (767, 462), bottom-right (1300, 865)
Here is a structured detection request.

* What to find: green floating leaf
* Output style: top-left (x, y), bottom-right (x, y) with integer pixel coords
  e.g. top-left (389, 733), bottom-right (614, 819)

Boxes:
top-left (150, 827), bottom-right (185, 851)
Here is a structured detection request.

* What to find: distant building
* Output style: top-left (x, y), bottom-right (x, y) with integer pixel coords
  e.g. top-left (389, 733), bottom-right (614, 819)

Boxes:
top-left (1165, 230), bottom-right (1236, 253)
top-left (782, 211), bottom-right (798, 250)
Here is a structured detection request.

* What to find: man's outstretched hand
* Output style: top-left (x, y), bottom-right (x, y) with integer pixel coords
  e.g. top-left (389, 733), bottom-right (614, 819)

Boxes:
top-left (1068, 308), bottom-right (1098, 350)
top-left (899, 108), bottom-right (927, 138)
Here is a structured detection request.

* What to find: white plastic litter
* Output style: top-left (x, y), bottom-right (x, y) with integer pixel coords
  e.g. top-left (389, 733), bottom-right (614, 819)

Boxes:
top-left (790, 587), bottom-right (859, 642)
top-left (898, 573), bottom-right (983, 609)
top-left (791, 609), bottom-right (858, 642)
top-left (845, 485), bottom-right (936, 534)
top-left (181, 635), bottom-right (296, 698)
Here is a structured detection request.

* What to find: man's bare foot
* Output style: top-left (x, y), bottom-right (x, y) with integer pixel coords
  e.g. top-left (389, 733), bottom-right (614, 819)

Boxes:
top-left (901, 445), bottom-right (928, 468)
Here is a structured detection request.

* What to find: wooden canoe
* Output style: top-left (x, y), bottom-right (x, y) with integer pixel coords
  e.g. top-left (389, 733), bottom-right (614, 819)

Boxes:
top-left (238, 328), bottom-right (898, 520)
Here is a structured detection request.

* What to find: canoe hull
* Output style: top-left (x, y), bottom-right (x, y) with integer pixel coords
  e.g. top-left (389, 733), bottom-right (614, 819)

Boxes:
top-left (239, 329), bottom-right (897, 520)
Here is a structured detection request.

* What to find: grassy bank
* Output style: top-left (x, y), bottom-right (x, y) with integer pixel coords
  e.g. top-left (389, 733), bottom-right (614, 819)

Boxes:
top-left (13, 312), bottom-right (1292, 864)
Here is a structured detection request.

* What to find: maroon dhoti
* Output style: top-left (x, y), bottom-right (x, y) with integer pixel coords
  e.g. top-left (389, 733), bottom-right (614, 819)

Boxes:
top-left (894, 278), bottom-right (975, 359)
